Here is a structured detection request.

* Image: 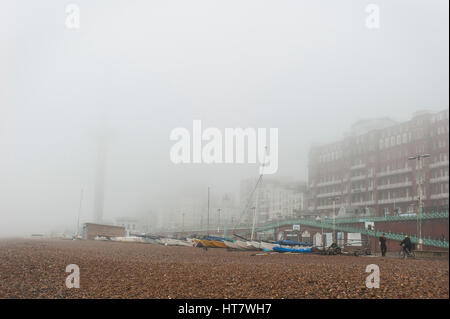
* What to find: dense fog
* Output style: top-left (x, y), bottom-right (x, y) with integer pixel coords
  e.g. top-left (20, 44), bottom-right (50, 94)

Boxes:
top-left (1, 0), bottom-right (448, 236)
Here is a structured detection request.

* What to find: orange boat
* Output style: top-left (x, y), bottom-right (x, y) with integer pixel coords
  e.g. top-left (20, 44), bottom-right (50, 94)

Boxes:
top-left (193, 239), bottom-right (227, 248)
top-left (209, 240), bottom-right (227, 248)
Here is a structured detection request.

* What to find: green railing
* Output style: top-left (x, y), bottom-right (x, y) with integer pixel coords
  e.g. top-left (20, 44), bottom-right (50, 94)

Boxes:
top-left (176, 211), bottom-right (449, 249)
top-left (238, 213), bottom-right (449, 249)
top-left (330, 211), bottom-right (449, 224)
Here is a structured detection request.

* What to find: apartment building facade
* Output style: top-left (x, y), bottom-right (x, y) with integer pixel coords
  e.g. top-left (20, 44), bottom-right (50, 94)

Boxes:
top-left (240, 177), bottom-right (307, 224)
top-left (308, 109), bottom-right (449, 217)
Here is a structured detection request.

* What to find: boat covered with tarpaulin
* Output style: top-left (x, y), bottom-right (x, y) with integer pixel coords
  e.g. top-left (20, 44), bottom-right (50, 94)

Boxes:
top-left (273, 246), bottom-right (312, 253)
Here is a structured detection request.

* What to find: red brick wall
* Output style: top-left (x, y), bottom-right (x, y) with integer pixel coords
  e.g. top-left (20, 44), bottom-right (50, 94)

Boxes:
top-left (84, 223), bottom-right (126, 240)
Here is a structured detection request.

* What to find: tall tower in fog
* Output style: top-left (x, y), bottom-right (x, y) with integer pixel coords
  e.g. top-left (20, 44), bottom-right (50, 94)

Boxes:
top-left (94, 133), bottom-right (107, 223)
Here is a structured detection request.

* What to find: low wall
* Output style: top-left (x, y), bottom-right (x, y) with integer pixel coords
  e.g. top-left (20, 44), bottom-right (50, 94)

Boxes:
top-left (374, 250), bottom-right (449, 259)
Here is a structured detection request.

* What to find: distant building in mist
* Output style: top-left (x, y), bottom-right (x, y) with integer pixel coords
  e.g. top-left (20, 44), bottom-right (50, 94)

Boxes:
top-left (240, 177), bottom-right (307, 224)
top-left (116, 212), bottom-right (159, 234)
top-left (164, 193), bottom-right (241, 232)
top-left (308, 109), bottom-right (449, 217)
top-left (82, 223), bottom-right (126, 240)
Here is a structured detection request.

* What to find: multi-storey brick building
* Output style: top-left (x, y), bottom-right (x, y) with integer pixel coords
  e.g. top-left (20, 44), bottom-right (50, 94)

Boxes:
top-left (308, 109), bottom-right (449, 217)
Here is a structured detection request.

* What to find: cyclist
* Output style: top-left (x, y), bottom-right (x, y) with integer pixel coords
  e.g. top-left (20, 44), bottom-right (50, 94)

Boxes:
top-left (400, 235), bottom-right (413, 257)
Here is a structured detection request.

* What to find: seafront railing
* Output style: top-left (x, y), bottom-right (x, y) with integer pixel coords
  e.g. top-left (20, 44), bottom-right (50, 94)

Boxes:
top-left (248, 212), bottom-right (449, 249)
top-left (171, 211), bottom-right (449, 249)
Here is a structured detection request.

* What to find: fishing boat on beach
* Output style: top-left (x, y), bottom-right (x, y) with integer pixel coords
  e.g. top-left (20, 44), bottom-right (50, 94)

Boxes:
top-left (273, 246), bottom-right (312, 253)
top-left (193, 236), bottom-right (232, 248)
top-left (223, 239), bottom-right (267, 251)
top-left (158, 238), bottom-right (193, 247)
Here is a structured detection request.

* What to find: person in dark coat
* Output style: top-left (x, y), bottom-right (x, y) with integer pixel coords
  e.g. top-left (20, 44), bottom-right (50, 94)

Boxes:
top-left (379, 233), bottom-right (387, 257)
top-left (400, 235), bottom-right (412, 255)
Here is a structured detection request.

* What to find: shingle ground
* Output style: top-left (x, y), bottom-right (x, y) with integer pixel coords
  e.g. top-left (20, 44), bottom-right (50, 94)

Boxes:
top-left (0, 239), bottom-right (447, 299)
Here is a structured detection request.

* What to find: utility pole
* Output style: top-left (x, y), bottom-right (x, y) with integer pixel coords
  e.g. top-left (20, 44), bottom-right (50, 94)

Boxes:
top-left (330, 196), bottom-right (340, 245)
top-left (207, 187), bottom-right (210, 236)
top-left (182, 212), bottom-right (185, 235)
top-left (333, 201), bottom-right (336, 244)
top-left (217, 208), bottom-right (221, 234)
top-left (320, 216), bottom-right (324, 250)
top-left (200, 215), bottom-right (203, 234)
top-left (76, 188), bottom-right (84, 238)
top-left (393, 199), bottom-right (396, 216)
top-left (94, 133), bottom-right (107, 223)
top-left (231, 216), bottom-right (234, 236)
top-left (408, 154), bottom-right (430, 251)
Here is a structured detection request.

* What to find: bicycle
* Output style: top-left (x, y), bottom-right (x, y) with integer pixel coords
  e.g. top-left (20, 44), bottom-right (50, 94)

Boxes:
top-left (399, 245), bottom-right (415, 259)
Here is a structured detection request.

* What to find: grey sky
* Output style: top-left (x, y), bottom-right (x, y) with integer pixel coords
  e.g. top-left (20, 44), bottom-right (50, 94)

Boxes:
top-left (0, 0), bottom-right (448, 236)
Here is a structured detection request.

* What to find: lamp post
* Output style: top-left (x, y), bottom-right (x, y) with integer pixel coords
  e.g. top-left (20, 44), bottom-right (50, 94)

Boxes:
top-left (181, 212), bottom-right (185, 236)
top-left (76, 188), bottom-right (84, 238)
top-left (217, 208), bottom-right (221, 234)
top-left (319, 216), bottom-right (324, 249)
top-left (207, 187), bottom-right (210, 236)
top-left (330, 196), bottom-right (340, 244)
top-left (408, 153), bottom-right (430, 251)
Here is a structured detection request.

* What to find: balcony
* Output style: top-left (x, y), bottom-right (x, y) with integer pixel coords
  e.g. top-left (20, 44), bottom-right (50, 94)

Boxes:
top-left (429, 176), bottom-right (449, 184)
top-left (376, 181), bottom-right (413, 190)
top-left (316, 191), bottom-right (342, 199)
top-left (350, 163), bottom-right (366, 170)
top-left (429, 160), bottom-right (449, 169)
top-left (430, 193), bottom-right (449, 200)
top-left (378, 196), bottom-right (414, 205)
top-left (315, 180), bottom-right (343, 187)
top-left (316, 204), bottom-right (337, 210)
top-left (377, 167), bottom-right (412, 177)
top-left (350, 175), bottom-right (366, 181)
top-left (351, 200), bottom-right (376, 206)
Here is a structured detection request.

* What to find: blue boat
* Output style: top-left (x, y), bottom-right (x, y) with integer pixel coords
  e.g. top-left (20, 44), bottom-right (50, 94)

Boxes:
top-left (205, 235), bottom-right (234, 242)
top-left (273, 246), bottom-right (311, 253)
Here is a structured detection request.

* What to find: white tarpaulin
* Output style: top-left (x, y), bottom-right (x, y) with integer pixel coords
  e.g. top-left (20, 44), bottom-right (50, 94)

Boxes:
top-left (313, 233), bottom-right (323, 247)
top-left (325, 233), bottom-right (333, 247)
top-left (347, 233), bottom-right (362, 246)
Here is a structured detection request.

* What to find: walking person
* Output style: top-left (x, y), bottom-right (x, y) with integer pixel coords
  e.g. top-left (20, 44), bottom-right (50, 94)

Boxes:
top-left (379, 233), bottom-right (387, 257)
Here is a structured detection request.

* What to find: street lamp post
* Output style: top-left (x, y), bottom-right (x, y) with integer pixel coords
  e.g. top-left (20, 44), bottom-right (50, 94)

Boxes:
top-left (76, 188), bottom-right (84, 238)
top-left (320, 216), bottom-right (324, 249)
top-left (182, 212), bottom-right (185, 235)
top-left (408, 153), bottom-right (430, 251)
top-left (330, 197), bottom-right (340, 244)
top-left (207, 187), bottom-right (210, 236)
top-left (217, 208), bottom-right (221, 234)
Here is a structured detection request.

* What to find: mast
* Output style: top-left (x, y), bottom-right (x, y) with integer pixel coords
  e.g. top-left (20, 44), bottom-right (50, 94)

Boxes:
top-left (76, 188), bottom-right (84, 237)
top-left (94, 133), bottom-right (107, 223)
top-left (250, 146), bottom-right (267, 241)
